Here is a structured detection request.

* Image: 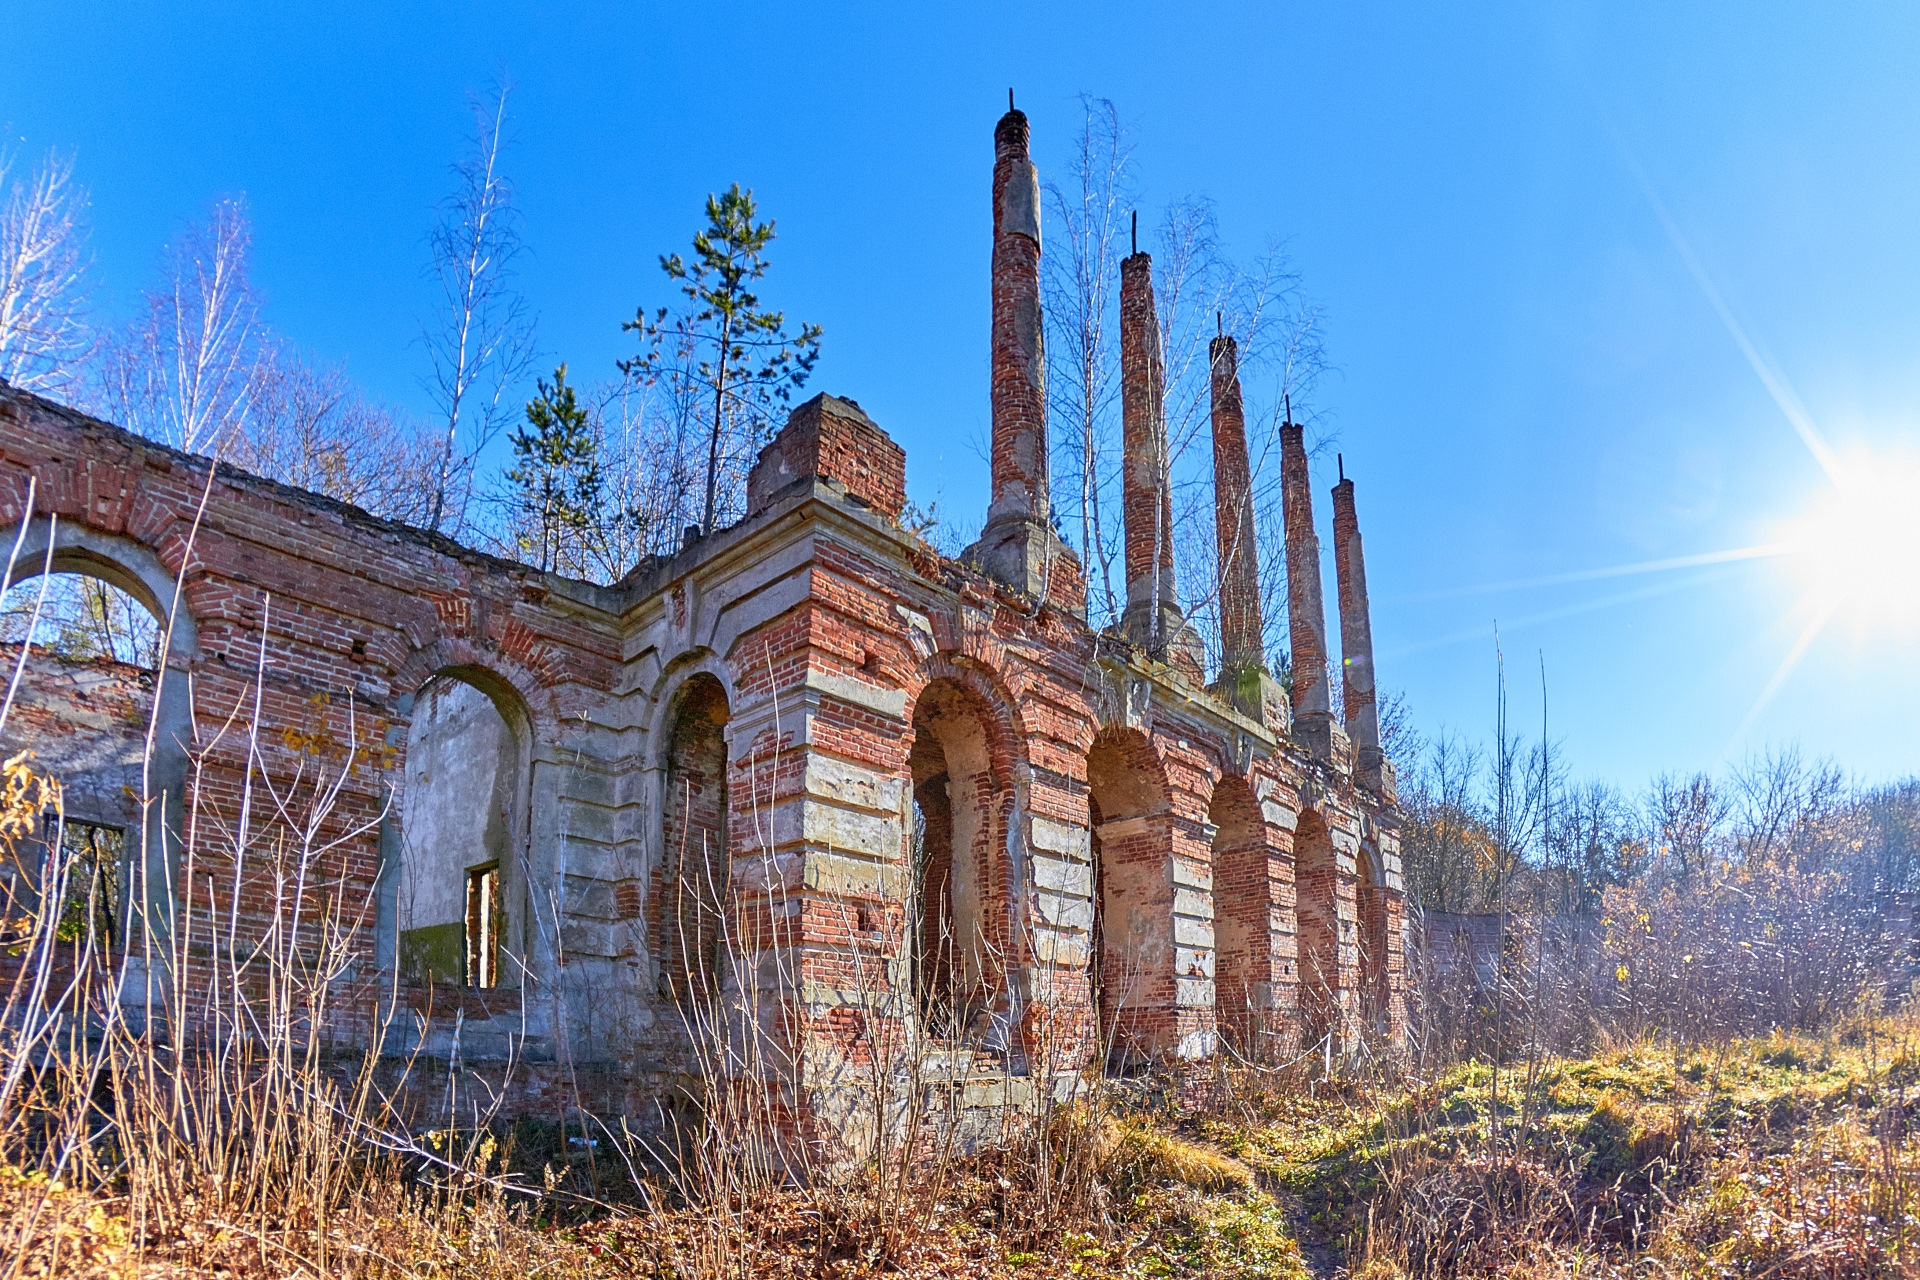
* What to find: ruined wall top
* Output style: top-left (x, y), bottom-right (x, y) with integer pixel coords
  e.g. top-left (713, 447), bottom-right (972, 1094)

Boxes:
top-left (745, 393), bottom-right (906, 522)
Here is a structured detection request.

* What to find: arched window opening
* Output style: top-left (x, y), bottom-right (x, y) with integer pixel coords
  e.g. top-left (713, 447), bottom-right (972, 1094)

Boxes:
top-left (398, 674), bottom-right (524, 989)
top-left (1358, 845), bottom-right (1391, 1036)
top-left (0, 572), bottom-right (165, 953)
top-left (2, 572), bottom-right (161, 670)
top-left (1209, 777), bottom-right (1269, 1057)
top-left (1295, 810), bottom-right (1341, 1048)
top-left (656, 674), bottom-right (731, 1009)
top-left (906, 679), bottom-right (1000, 1041)
top-left (1086, 731), bottom-right (1172, 1073)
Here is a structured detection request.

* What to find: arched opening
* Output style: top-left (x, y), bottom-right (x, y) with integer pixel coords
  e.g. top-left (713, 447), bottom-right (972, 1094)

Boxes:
top-left (1209, 776), bottom-right (1270, 1056)
top-left (0, 530), bottom-right (192, 956)
top-left (1086, 730), bottom-right (1173, 1071)
top-left (1294, 809), bottom-right (1341, 1047)
top-left (906, 678), bottom-right (1002, 1042)
top-left (655, 673), bottom-right (731, 1009)
top-left (1357, 845), bottom-right (1391, 1036)
top-left (396, 673), bottom-right (528, 989)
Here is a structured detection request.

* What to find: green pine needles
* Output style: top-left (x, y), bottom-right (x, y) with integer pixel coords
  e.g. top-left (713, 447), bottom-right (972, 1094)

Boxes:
top-left (621, 183), bottom-right (822, 537)
top-left (507, 363), bottom-right (604, 573)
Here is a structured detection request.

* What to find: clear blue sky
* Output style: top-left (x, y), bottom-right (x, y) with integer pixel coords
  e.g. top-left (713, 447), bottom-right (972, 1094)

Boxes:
top-left (6, 1), bottom-right (1917, 789)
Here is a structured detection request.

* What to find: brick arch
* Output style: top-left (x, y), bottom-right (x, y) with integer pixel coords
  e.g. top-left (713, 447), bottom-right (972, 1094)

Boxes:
top-left (0, 516), bottom-right (197, 952)
top-left (1293, 803), bottom-right (1343, 1047)
top-left (642, 651), bottom-right (737, 769)
top-left (1, 517), bottom-right (200, 659)
top-left (904, 658), bottom-right (1022, 1046)
top-left (653, 671), bottom-right (731, 1008)
top-left (1086, 726), bottom-right (1171, 821)
top-left (1357, 841), bottom-right (1391, 1037)
top-left (1085, 725), bottom-right (1178, 1066)
top-left (900, 653), bottom-right (1028, 786)
top-left (391, 636), bottom-right (553, 740)
top-left (384, 646), bottom-right (541, 993)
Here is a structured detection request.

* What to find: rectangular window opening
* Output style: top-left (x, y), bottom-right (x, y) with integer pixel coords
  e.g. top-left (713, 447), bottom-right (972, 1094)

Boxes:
top-left (41, 817), bottom-right (122, 951)
top-left (466, 862), bottom-right (503, 989)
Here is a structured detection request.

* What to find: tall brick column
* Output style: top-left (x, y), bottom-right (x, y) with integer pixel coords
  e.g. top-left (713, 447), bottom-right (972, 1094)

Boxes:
top-left (1207, 334), bottom-right (1288, 730)
top-left (1281, 419), bottom-right (1339, 762)
top-left (966, 103), bottom-right (1077, 608)
top-left (1117, 252), bottom-right (1202, 674)
top-left (1331, 466), bottom-right (1389, 797)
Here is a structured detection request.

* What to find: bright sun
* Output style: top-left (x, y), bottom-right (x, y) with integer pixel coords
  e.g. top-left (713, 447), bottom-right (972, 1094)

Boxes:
top-left (1776, 453), bottom-right (1920, 634)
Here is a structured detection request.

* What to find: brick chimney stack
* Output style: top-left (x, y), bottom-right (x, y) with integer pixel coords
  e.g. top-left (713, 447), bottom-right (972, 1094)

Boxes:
top-left (1281, 417), bottom-right (1340, 763)
top-left (1332, 465), bottom-right (1389, 796)
top-left (1210, 333), bottom-right (1261, 670)
top-left (965, 99), bottom-right (1078, 609)
top-left (1117, 250), bottom-right (1202, 674)
top-left (1206, 333), bottom-right (1288, 729)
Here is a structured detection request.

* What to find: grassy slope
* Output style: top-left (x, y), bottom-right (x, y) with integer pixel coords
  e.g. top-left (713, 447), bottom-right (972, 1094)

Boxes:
top-left (1208, 1025), bottom-right (1920, 1278)
top-left (7, 1029), bottom-right (1917, 1277)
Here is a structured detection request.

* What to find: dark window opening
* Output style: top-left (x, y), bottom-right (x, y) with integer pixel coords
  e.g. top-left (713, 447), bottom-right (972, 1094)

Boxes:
top-left (25, 818), bottom-right (123, 951)
top-left (657, 674), bottom-right (731, 1009)
top-left (467, 861), bottom-right (503, 989)
top-left (906, 679), bottom-right (1000, 1044)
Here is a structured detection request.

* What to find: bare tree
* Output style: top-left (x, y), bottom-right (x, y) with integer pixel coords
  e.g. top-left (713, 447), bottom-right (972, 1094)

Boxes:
top-left (1538, 779), bottom-right (1638, 916)
top-left (480, 367), bottom-right (727, 586)
top-left (1039, 100), bottom-right (1328, 667)
top-left (0, 147), bottom-right (94, 396)
top-left (1044, 96), bottom-right (1135, 626)
top-left (1400, 727), bottom-right (1491, 912)
top-left (1645, 771), bottom-right (1730, 881)
top-left (1730, 745), bottom-right (1848, 872)
top-left (232, 345), bottom-right (442, 525)
top-left (93, 198), bottom-right (261, 455)
top-left (583, 373), bottom-right (705, 579)
top-left (421, 85), bottom-right (537, 536)
top-left (1156, 222), bottom-right (1326, 677)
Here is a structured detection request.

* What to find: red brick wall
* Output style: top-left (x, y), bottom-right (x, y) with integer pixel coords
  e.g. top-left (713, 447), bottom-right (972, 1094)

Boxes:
top-left (1, 252), bottom-right (1406, 1138)
top-left (987, 108), bottom-right (1048, 524)
top-left (746, 393), bottom-right (906, 521)
top-left (1209, 336), bottom-right (1265, 672)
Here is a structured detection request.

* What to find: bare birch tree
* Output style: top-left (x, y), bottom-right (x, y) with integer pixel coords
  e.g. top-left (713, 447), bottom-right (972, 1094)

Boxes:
top-left (1044, 96), bottom-right (1135, 626)
top-left (232, 345), bottom-right (442, 524)
top-left (1040, 101), bottom-right (1330, 668)
top-left (93, 198), bottom-right (261, 455)
top-left (1151, 206), bottom-right (1326, 678)
top-left (0, 147), bottom-right (94, 395)
top-left (585, 372), bottom-right (705, 577)
top-left (421, 85), bottom-right (537, 536)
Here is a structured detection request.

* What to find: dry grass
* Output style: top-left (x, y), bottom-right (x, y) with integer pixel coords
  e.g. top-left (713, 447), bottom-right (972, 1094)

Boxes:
top-left (3, 496), bottom-right (1914, 1279)
top-left (0, 498), bottom-right (1296, 1279)
top-left (1205, 1019), bottom-right (1920, 1279)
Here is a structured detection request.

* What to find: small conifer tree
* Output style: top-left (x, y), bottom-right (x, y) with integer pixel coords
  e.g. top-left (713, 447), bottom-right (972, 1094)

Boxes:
top-left (507, 363), bottom-right (603, 573)
top-left (621, 185), bottom-right (821, 537)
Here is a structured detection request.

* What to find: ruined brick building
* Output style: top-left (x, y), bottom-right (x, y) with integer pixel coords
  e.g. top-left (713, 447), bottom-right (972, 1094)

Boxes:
top-left (0, 105), bottom-right (1404, 1138)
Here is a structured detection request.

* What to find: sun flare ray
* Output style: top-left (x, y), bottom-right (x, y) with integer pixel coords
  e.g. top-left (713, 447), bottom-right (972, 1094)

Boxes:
top-left (1403, 543), bottom-right (1789, 603)
top-left (1721, 598), bottom-right (1839, 759)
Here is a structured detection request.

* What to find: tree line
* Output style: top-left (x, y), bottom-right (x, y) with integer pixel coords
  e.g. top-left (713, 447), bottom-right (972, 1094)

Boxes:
top-left (0, 87), bottom-right (821, 588)
top-left (5, 89), bottom-right (1342, 703)
top-left (1388, 655), bottom-right (1920, 1054)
